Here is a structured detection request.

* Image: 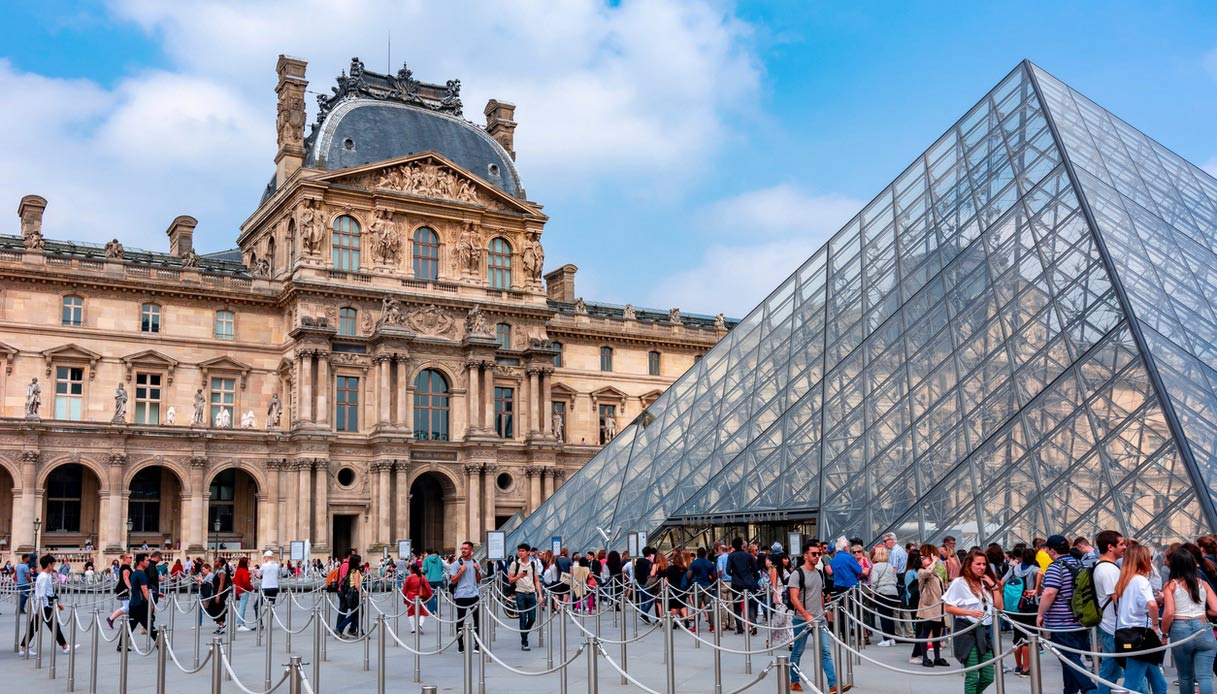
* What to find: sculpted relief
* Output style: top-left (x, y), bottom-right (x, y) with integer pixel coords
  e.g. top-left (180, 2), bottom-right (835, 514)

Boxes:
top-left (369, 209), bottom-right (401, 264)
top-left (358, 159), bottom-right (487, 207)
top-left (377, 299), bottom-right (457, 338)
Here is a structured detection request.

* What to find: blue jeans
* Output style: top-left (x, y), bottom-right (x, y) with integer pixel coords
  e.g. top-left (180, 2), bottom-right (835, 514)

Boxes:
top-left (426, 581), bottom-right (441, 614)
top-left (1096, 628), bottom-right (1125, 694)
top-left (17, 584), bottom-right (30, 613)
top-left (236, 591), bottom-right (253, 626)
top-left (1171, 619), bottom-right (1217, 694)
top-left (790, 617), bottom-right (836, 687)
top-left (638, 584), bottom-right (655, 618)
top-left (516, 592), bottom-right (537, 644)
top-left (1049, 629), bottom-right (1097, 694)
top-left (1122, 651), bottom-right (1167, 694)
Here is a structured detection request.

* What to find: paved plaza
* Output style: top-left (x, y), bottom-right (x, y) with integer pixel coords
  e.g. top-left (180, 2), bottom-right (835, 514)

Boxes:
top-left (0, 585), bottom-right (1118, 694)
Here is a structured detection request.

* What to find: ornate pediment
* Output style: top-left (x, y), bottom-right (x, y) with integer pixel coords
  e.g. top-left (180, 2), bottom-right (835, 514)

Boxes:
top-left (42, 344), bottom-right (102, 379)
top-left (120, 350), bottom-right (180, 384)
top-left (317, 153), bottom-right (537, 214)
top-left (198, 355), bottom-right (253, 389)
top-left (591, 385), bottom-right (629, 402)
top-left (550, 382), bottom-right (579, 398)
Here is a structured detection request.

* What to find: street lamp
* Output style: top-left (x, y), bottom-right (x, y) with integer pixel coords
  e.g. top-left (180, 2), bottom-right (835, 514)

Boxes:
top-left (212, 518), bottom-right (221, 554)
top-left (33, 517), bottom-right (41, 556)
top-left (126, 517), bottom-right (134, 551)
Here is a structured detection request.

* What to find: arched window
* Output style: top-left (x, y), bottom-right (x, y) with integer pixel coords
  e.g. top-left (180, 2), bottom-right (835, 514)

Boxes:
top-left (332, 215), bottom-right (361, 271)
top-left (552, 342), bottom-right (564, 368)
top-left (600, 346), bottom-right (614, 372)
top-left (413, 227), bottom-right (439, 280)
top-left (338, 307), bottom-right (357, 336)
top-left (487, 237), bottom-right (512, 289)
top-left (413, 369), bottom-right (450, 441)
top-left (266, 237), bottom-right (276, 272)
top-left (62, 295), bottom-right (83, 326)
top-left (495, 323), bottom-right (512, 350)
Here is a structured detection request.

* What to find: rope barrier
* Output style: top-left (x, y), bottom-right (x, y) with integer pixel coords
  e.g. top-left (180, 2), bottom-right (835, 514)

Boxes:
top-left (219, 648), bottom-right (292, 694)
top-left (821, 620), bottom-right (1019, 676)
top-left (469, 628), bottom-right (587, 676)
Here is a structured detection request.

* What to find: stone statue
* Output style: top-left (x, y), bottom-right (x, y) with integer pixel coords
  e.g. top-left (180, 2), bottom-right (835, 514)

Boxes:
top-left (455, 222), bottom-right (480, 275)
top-left (714, 313), bottom-right (727, 330)
top-left (370, 209), bottom-right (400, 263)
top-left (602, 415), bottom-right (617, 442)
top-left (668, 307), bottom-right (682, 325)
top-left (298, 200), bottom-right (324, 256)
top-left (521, 236), bottom-right (544, 282)
top-left (24, 232), bottom-right (45, 251)
top-left (464, 305), bottom-right (491, 337)
top-left (191, 388), bottom-right (206, 425)
top-left (379, 296), bottom-right (405, 327)
top-left (24, 377), bottom-right (41, 417)
top-left (241, 410), bottom-right (256, 428)
top-left (252, 258), bottom-right (271, 277)
top-left (104, 239), bottom-right (124, 259)
top-left (165, 406), bottom-right (176, 425)
top-left (573, 297), bottom-right (587, 315)
top-left (112, 383), bottom-right (128, 423)
top-left (180, 250), bottom-right (200, 268)
top-left (552, 411), bottom-right (565, 442)
top-left (214, 408), bottom-right (232, 429)
top-left (267, 393), bottom-right (282, 428)
top-left (622, 304), bottom-right (636, 320)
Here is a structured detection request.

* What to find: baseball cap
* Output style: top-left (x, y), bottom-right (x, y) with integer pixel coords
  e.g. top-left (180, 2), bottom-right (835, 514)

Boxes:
top-left (264, 550), bottom-right (274, 558)
top-left (1045, 535), bottom-right (1070, 552)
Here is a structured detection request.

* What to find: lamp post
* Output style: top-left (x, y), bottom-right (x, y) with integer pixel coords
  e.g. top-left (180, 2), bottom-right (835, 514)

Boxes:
top-left (212, 519), bottom-right (221, 555)
top-left (126, 517), bottom-right (134, 552)
top-left (33, 517), bottom-right (41, 556)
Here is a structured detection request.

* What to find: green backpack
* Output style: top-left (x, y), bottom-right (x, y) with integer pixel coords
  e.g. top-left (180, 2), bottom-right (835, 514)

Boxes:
top-left (1067, 559), bottom-right (1112, 628)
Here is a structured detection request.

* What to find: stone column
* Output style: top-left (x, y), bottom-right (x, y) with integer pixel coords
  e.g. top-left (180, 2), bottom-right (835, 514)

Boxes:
top-left (256, 493), bottom-right (272, 551)
top-left (465, 361), bottom-right (480, 436)
top-left (186, 457), bottom-right (206, 551)
top-left (464, 463), bottom-right (482, 542)
top-left (526, 467), bottom-right (543, 513)
top-left (377, 463), bottom-right (391, 546)
top-left (12, 451), bottom-right (38, 552)
top-left (298, 351), bottom-right (313, 423)
top-left (541, 468), bottom-right (552, 501)
top-left (106, 453), bottom-right (126, 551)
top-left (313, 460), bottom-right (330, 550)
top-left (522, 369), bottom-right (534, 434)
top-left (316, 353), bottom-right (331, 426)
top-left (394, 462), bottom-right (410, 544)
top-left (376, 357), bottom-right (391, 426)
top-left (541, 369), bottom-right (553, 436)
top-left (482, 463), bottom-right (498, 534)
top-left (482, 362), bottom-right (495, 433)
top-left (395, 358), bottom-right (409, 428)
top-left (297, 461), bottom-right (313, 541)
top-left (265, 461), bottom-right (281, 549)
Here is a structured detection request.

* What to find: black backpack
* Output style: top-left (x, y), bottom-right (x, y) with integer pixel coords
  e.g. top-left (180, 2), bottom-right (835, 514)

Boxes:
top-left (784, 568), bottom-right (809, 611)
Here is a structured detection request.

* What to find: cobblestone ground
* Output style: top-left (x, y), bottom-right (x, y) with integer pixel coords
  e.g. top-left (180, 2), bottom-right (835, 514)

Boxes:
top-left (0, 586), bottom-right (1135, 693)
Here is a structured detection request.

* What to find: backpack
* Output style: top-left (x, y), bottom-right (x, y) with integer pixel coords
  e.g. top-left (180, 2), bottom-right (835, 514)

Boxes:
top-left (325, 567), bottom-right (341, 593)
top-left (1069, 559), bottom-right (1113, 628)
top-left (784, 567), bottom-right (808, 611)
top-left (1003, 572), bottom-right (1026, 614)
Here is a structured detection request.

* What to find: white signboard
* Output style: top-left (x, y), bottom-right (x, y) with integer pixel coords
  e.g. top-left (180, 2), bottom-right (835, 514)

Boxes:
top-left (486, 532), bottom-right (507, 561)
top-left (551, 536), bottom-right (562, 557)
top-left (788, 532), bottom-right (802, 558)
top-left (289, 541), bottom-right (305, 562)
top-left (398, 540), bottom-right (412, 558)
top-left (636, 531), bottom-right (648, 551)
top-left (627, 532), bottom-right (639, 558)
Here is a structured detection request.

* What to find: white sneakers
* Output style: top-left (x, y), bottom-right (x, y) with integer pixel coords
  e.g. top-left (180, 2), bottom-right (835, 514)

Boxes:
top-left (18, 649), bottom-right (36, 657)
top-left (876, 639), bottom-right (895, 647)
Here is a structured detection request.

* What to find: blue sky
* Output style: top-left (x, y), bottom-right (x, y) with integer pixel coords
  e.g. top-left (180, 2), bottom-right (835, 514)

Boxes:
top-left (2, 1), bottom-right (1215, 317)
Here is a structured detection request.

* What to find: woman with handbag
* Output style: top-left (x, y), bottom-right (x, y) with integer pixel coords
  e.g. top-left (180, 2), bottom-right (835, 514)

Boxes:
top-left (869, 546), bottom-right (900, 646)
top-left (943, 549), bottom-right (1003, 694)
top-left (1116, 544), bottom-right (1167, 694)
top-left (1000, 546), bottom-right (1041, 678)
top-left (915, 545), bottom-right (949, 667)
top-left (402, 564), bottom-right (433, 634)
top-left (1162, 550), bottom-right (1217, 694)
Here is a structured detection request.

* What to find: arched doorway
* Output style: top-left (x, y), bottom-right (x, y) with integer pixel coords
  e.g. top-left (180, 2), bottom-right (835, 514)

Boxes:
top-left (208, 468), bottom-right (258, 550)
top-left (410, 472), bottom-right (449, 553)
top-left (128, 466), bottom-right (184, 550)
top-left (42, 463), bottom-right (102, 549)
top-left (0, 466), bottom-right (13, 553)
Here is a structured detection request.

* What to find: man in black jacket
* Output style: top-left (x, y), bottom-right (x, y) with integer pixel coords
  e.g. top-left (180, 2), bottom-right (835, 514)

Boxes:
top-left (725, 537), bottom-right (759, 635)
top-left (635, 547), bottom-right (656, 623)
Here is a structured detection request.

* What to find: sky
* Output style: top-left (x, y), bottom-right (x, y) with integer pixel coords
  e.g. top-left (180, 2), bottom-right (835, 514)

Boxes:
top-left (2, 1), bottom-right (1215, 318)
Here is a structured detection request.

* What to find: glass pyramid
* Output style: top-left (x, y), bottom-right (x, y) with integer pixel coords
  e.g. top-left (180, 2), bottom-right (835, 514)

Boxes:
top-left (508, 61), bottom-right (1217, 551)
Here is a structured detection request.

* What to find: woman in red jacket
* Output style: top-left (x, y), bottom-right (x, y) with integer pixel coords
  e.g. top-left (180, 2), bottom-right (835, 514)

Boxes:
top-left (402, 564), bottom-right (433, 634)
top-left (233, 557), bottom-right (256, 631)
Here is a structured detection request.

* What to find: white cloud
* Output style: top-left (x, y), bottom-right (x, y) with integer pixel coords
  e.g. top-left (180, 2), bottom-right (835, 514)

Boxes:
top-left (1, 1), bottom-right (759, 251)
top-left (649, 185), bottom-right (862, 316)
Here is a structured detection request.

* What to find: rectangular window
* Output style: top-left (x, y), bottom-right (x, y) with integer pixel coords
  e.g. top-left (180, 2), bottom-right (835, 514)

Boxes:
top-left (62, 296), bottom-right (83, 326)
top-left (648, 351), bottom-right (661, 376)
top-left (496, 323), bottom-right (511, 350)
top-left (214, 310), bottom-right (235, 340)
top-left (494, 386), bottom-right (514, 438)
top-left (599, 404), bottom-right (617, 444)
top-left (46, 468), bottom-right (83, 533)
top-left (552, 401), bottom-right (566, 441)
top-left (134, 373), bottom-right (162, 425)
top-left (336, 375), bottom-right (359, 432)
top-left (54, 366), bottom-right (84, 420)
top-left (209, 377), bottom-right (235, 428)
top-left (128, 468), bottom-right (161, 533)
top-left (338, 308), bottom-right (357, 336)
top-left (600, 346), bottom-right (613, 372)
top-left (140, 303), bottom-right (161, 333)
top-left (552, 342), bottom-right (563, 368)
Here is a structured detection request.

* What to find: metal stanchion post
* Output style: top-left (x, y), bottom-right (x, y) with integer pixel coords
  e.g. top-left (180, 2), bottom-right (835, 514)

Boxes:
top-left (547, 596), bottom-right (555, 669)
top-left (993, 616), bottom-right (1005, 694)
top-left (413, 598), bottom-right (422, 683)
top-left (479, 600), bottom-right (488, 694)
top-left (844, 597), bottom-right (855, 688)
top-left (194, 598), bottom-right (202, 669)
top-left (50, 606), bottom-right (60, 678)
top-left (312, 606), bottom-right (322, 692)
top-left (265, 605), bottom-right (275, 692)
top-left (378, 614), bottom-right (387, 694)
top-left (67, 606), bottom-right (78, 692)
top-left (693, 585), bottom-right (700, 650)
top-left (156, 628), bottom-right (167, 694)
top-left (12, 588), bottom-right (19, 653)
top-left (118, 618), bottom-right (130, 694)
top-left (89, 610), bottom-right (100, 694)
top-left (776, 654), bottom-right (791, 694)
top-left (713, 604), bottom-right (723, 694)
top-left (853, 593), bottom-right (863, 664)
top-left (463, 620), bottom-right (474, 694)
top-left (587, 636), bottom-right (599, 694)
top-left (620, 623), bottom-right (628, 686)
top-left (1028, 632), bottom-right (1044, 694)
top-left (363, 605), bottom-right (371, 672)
top-left (560, 603), bottom-right (569, 694)
top-left (285, 593), bottom-right (292, 653)
top-left (35, 604), bottom-right (44, 669)
top-left (256, 591), bottom-right (264, 647)
top-left (743, 590), bottom-right (753, 675)
top-left (210, 637), bottom-right (223, 694)
top-left (664, 606), bottom-right (676, 694)
top-left (1091, 626), bottom-right (1100, 676)
top-left (288, 655), bottom-right (303, 694)
top-left (813, 620), bottom-right (827, 694)
top-left (225, 598), bottom-right (234, 681)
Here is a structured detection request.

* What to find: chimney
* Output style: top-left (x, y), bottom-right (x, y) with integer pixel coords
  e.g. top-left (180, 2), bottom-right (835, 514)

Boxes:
top-left (18, 194), bottom-right (47, 240)
top-left (275, 55), bottom-right (309, 187)
top-left (166, 215), bottom-right (198, 257)
top-left (484, 99), bottom-right (517, 160)
top-left (544, 264), bottom-right (577, 303)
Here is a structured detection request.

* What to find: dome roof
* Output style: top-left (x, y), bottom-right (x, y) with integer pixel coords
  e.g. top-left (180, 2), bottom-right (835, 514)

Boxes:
top-left (305, 99), bottom-right (523, 199)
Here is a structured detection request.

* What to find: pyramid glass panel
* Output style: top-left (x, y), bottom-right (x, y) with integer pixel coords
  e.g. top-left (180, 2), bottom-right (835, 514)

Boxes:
top-left (507, 62), bottom-right (1217, 552)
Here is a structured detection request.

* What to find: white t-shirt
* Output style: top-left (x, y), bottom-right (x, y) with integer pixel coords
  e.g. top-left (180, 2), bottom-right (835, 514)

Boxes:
top-left (260, 560), bottom-right (280, 589)
top-left (942, 577), bottom-right (995, 625)
top-left (1116, 574), bottom-right (1155, 630)
top-left (1093, 560), bottom-right (1120, 634)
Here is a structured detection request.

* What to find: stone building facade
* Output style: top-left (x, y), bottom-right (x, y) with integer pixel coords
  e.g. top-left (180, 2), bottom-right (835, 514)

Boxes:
top-left (0, 56), bottom-right (732, 562)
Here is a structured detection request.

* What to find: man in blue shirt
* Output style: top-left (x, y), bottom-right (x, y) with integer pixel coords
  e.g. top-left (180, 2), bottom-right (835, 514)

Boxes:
top-left (15, 554), bottom-right (32, 614)
top-left (829, 539), bottom-right (864, 593)
top-left (688, 547), bottom-right (717, 632)
top-left (124, 553), bottom-right (157, 647)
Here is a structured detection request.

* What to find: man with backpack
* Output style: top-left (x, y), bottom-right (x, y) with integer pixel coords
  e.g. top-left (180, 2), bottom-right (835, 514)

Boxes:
top-left (506, 543), bottom-right (541, 651)
top-left (1036, 534), bottom-right (1097, 694)
top-left (787, 544), bottom-right (835, 692)
top-left (1091, 530), bottom-right (1126, 694)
